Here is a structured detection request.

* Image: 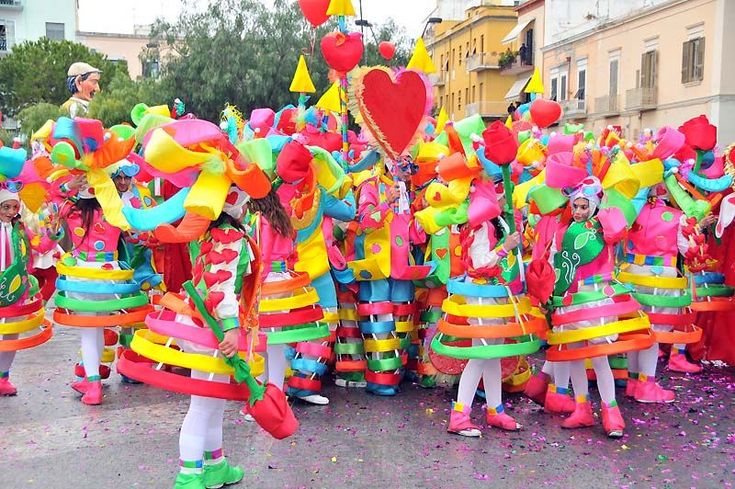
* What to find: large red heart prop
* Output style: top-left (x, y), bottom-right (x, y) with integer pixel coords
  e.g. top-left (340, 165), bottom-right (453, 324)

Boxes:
top-left (320, 32), bottom-right (364, 73)
top-left (297, 0), bottom-right (331, 28)
top-left (354, 68), bottom-right (429, 160)
top-left (530, 98), bottom-right (562, 128)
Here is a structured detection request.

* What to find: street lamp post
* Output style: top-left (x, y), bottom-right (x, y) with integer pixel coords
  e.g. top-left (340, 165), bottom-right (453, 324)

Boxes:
top-left (421, 17), bottom-right (443, 38)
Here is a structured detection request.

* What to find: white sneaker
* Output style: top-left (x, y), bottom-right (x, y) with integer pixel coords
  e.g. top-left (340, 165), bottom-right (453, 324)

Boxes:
top-left (335, 378), bottom-right (348, 388)
top-left (298, 394), bottom-right (330, 405)
top-left (348, 380), bottom-right (367, 388)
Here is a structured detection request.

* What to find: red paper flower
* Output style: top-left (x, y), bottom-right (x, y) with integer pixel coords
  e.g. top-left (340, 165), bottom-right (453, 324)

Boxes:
top-left (482, 121), bottom-right (518, 165)
top-left (678, 115), bottom-right (717, 151)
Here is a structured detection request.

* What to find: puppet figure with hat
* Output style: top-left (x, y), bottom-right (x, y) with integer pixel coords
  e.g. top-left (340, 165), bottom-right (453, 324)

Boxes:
top-left (61, 62), bottom-right (102, 118)
top-left (48, 117), bottom-right (153, 405)
top-left (0, 146), bottom-right (54, 396)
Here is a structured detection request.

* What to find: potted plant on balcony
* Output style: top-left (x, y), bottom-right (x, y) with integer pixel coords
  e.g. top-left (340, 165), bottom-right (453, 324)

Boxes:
top-left (499, 49), bottom-right (518, 70)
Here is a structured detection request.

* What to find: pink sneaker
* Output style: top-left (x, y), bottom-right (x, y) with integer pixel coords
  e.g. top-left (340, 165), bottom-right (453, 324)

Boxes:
top-left (625, 378), bottom-right (639, 398)
top-left (668, 352), bottom-right (702, 374)
top-left (544, 389), bottom-right (575, 414)
top-left (0, 377), bottom-right (17, 396)
top-left (447, 402), bottom-right (481, 437)
top-left (523, 372), bottom-right (549, 406)
top-left (561, 401), bottom-right (595, 429)
top-left (634, 378), bottom-right (675, 403)
top-left (486, 408), bottom-right (522, 431)
top-left (81, 381), bottom-right (103, 405)
top-left (601, 404), bottom-right (625, 438)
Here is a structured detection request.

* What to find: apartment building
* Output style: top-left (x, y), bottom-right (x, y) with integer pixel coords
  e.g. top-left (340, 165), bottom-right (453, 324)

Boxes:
top-left (0, 0), bottom-right (77, 56)
top-left (541, 0), bottom-right (735, 143)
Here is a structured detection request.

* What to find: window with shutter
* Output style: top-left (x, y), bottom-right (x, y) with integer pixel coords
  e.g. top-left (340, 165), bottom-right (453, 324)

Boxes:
top-left (609, 59), bottom-right (619, 95)
top-left (576, 69), bottom-right (586, 100)
top-left (694, 37), bottom-right (705, 81)
top-left (550, 78), bottom-right (558, 101)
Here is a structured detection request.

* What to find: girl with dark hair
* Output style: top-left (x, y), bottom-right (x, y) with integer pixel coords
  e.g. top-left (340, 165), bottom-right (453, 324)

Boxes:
top-left (52, 179), bottom-right (151, 405)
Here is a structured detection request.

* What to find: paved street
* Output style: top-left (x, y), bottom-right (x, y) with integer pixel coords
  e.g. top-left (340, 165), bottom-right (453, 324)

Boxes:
top-left (3, 327), bottom-right (734, 489)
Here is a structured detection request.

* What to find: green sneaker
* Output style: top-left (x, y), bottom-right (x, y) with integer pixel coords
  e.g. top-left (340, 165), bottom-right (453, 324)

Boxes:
top-left (419, 375), bottom-right (436, 389)
top-left (202, 459), bottom-right (245, 488)
top-left (173, 472), bottom-right (206, 489)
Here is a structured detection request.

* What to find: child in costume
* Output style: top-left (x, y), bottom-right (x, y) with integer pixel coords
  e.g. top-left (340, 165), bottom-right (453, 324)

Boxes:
top-left (0, 167), bottom-right (53, 395)
top-left (247, 185), bottom-right (327, 397)
top-left (620, 183), bottom-right (707, 402)
top-left (547, 177), bottom-right (649, 438)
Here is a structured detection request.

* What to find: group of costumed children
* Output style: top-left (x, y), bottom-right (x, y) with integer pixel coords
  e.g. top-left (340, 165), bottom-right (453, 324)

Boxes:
top-left (1, 66), bottom-right (733, 489)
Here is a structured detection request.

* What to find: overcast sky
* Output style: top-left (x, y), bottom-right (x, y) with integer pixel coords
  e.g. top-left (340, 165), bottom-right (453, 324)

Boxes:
top-left (77, 0), bottom-right (436, 37)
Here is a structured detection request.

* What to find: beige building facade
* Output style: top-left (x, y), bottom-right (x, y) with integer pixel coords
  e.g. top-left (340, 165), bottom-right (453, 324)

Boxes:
top-left (500, 0), bottom-right (544, 105)
top-left (77, 26), bottom-right (164, 79)
top-left (541, 0), bottom-right (735, 143)
top-left (426, 1), bottom-right (519, 121)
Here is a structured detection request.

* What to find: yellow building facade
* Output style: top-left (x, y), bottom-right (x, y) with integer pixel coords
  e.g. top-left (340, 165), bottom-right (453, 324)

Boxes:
top-left (425, 3), bottom-right (519, 121)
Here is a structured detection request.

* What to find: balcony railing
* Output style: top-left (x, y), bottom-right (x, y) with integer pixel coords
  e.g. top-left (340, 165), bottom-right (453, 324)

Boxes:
top-left (0, 38), bottom-right (7, 52)
top-left (465, 101), bottom-right (508, 118)
top-left (428, 72), bottom-right (446, 87)
top-left (625, 86), bottom-right (658, 110)
top-left (499, 52), bottom-right (534, 75)
top-left (594, 94), bottom-right (620, 114)
top-left (0, 0), bottom-right (22, 8)
top-left (560, 99), bottom-right (587, 117)
top-left (466, 52), bottom-right (500, 72)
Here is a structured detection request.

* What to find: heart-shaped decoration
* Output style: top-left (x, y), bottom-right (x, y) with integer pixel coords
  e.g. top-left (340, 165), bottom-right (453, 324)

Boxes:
top-left (530, 98), bottom-right (562, 128)
top-left (353, 68), bottom-right (429, 161)
top-left (435, 248), bottom-right (448, 259)
top-left (320, 32), bottom-right (363, 73)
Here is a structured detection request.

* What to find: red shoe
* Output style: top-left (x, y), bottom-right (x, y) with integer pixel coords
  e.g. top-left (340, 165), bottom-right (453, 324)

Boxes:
top-left (523, 372), bottom-right (550, 406)
top-left (104, 328), bottom-right (119, 346)
top-left (81, 381), bottom-right (103, 405)
top-left (74, 363), bottom-right (111, 380)
top-left (486, 408), bottom-right (522, 431)
top-left (601, 404), bottom-right (625, 438)
top-left (0, 377), bottom-right (17, 396)
top-left (561, 401), bottom-right (595, 429)
top-left (668, 352), bottom-right (702, 374)
top-left (71, 378), bottom-right (93, 394)
top-left (625, 378), bottom-right (639, 398)
top-left (544, 389), bottom-right (575, 414)
top-left (634, 378), bottom-right (675, 403)
top-left (447, 402), bottom-right (481, 437)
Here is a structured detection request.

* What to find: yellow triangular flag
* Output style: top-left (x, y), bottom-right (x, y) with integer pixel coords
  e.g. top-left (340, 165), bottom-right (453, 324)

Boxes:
top-left (316, 81), bottom-right (342, 113)
top-left (407, 37), bottom-right (436, 74)
top-left (505, 115), bottom-right (514, 129)
top-left (524, 67), bottom-right (544, 94)
top-left (327, 0), bottom-right (355, 16)
top-left (289, 55), bottom-right (316, 93)
top-left (435, 107), bottom-right (448, 134)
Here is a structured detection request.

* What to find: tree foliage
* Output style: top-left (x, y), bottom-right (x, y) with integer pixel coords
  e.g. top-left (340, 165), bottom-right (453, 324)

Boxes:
top-left (88, 73), bottom-right (174, 127)
top-left (0, 38), bottom-right (126, 117)
top-left (16, 103), bottom-right (62, 140)
top-left (153, 0), bottom-right (412, 121)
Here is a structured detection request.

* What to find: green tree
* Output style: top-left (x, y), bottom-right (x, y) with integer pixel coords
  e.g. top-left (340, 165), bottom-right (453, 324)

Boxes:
top-left (16, 102), bottom-right (62, 140)
top-left (0, 38), bottom-right (126, 117)
top-left (88, 73), bottom-right (174, 126)
top-left (153, 0), bottom-right (413, 121)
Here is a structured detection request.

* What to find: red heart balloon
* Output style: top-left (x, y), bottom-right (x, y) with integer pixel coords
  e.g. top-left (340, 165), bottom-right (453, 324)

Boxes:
top-left (529, 98), bottom-right (562, 128)
top-left (354, 69), bottom-right (428, 160)
top-left (297, 0), bottom-right (330, 28)
top-left (320, 32), bottom-right (364, 73)
top-left (378, 41), bottom-right (396, 61)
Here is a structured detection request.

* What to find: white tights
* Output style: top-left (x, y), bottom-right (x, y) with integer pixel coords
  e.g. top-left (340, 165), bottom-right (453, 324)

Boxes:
top-left (629, 343), bottom-right (660, 377)
top-left (80, 328), bottom-right (104, 378)
top-left (179, 370), bottom-right (228, 463)
top-left (262, 343), bottom-right (288, 389)
top-left (569, 355), bottom-right (616, 404)
top-left (541, 359), bottom-right (571, 389)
